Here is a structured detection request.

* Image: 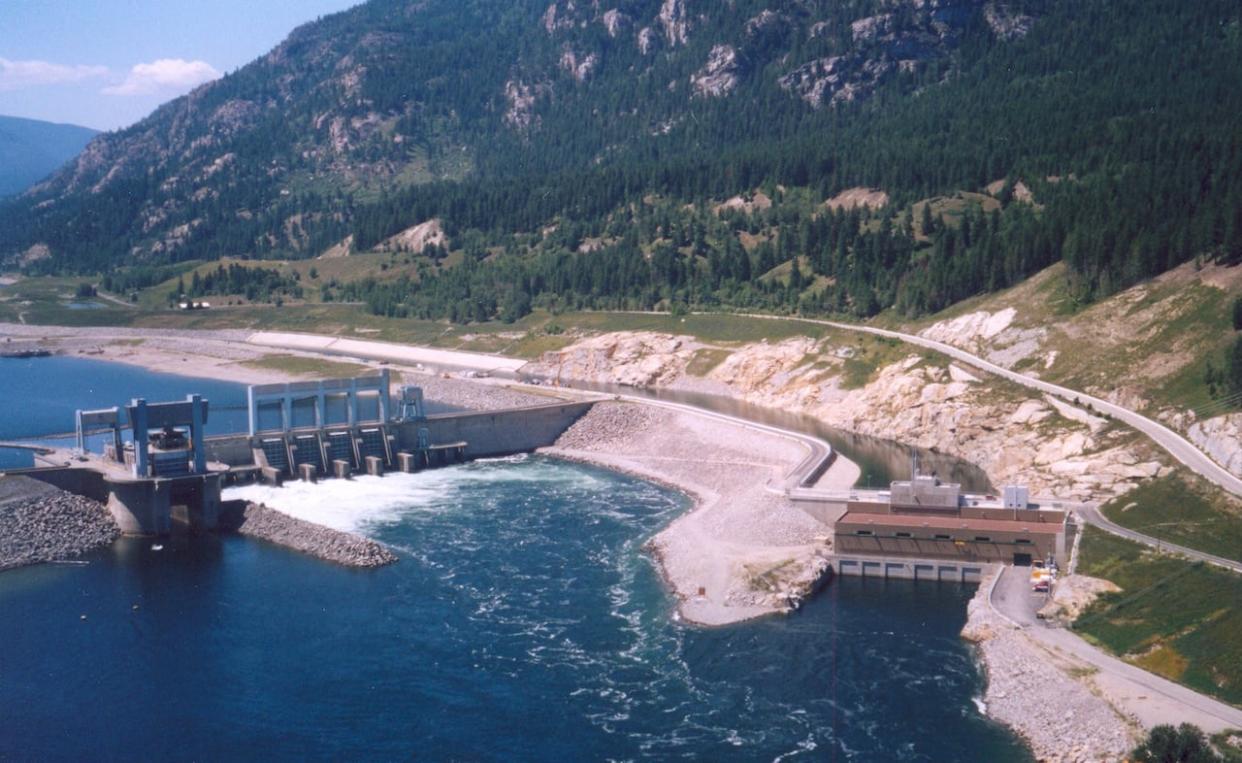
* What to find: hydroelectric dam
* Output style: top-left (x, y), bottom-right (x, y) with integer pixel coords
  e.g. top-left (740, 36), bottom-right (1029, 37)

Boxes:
top-left (1, 370), bottom-right (592, 535)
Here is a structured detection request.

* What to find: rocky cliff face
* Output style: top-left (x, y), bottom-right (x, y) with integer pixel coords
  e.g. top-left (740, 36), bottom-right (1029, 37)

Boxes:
top-left (530, 330), bottom-right (1168, 501)
top-left (1188, 413), bottom-right (1242, 479)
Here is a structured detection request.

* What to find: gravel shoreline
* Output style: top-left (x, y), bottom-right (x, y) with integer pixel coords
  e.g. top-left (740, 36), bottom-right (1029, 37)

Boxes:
top-left (544, 401), bottom-right (848, 625)
top-left (232, 502), bottom-right (397, 568)
top-left (0, 476), bottom-right (120, 571)
top-left (961, 568), bottom-right (1135, 762)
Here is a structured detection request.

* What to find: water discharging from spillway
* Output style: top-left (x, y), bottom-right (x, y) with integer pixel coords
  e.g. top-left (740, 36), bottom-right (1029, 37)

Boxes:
top-left (1, 357), bottom-right (1028, 760)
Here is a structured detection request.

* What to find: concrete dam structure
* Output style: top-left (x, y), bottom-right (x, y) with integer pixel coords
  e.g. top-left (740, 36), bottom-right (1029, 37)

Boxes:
top-left (6, 372), bottom-right (592, 536)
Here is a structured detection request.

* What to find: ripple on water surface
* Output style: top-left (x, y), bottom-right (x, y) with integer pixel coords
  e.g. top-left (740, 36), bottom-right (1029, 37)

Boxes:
top-left (2, 455), bottom-right (1029, 761)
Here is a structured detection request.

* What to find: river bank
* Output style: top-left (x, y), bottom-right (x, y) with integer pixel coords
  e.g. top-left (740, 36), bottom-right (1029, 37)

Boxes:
top-left (229, 501), bottom-right (397, 568)
top-left (0, 323), bottom-right (546, 411)
top-left (526, 331), bottom-right (1174, 503)
top-left (545, 401), bottom-right (859, 626)
top-left (0, 476), bottom-right (119, 571)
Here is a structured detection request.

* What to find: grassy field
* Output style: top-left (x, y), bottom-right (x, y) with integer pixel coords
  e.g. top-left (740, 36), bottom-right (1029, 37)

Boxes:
top-left (1074, 526), bottom-right (1242, 706)
top-left (236, 354), bottom-right (379, 379)
top-left (684, 348), bottom-right (732, 377)
top-left (0, 276), bottom-right (138, 325)
top-left (1100, 471), bottom-right (1242, 563)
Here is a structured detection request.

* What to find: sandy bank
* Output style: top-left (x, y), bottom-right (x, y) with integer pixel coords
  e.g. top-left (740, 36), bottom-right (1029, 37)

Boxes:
top-left (0, 323), bottom-right (547, 411)
top-left (544, 401), bottom-right (858, 626)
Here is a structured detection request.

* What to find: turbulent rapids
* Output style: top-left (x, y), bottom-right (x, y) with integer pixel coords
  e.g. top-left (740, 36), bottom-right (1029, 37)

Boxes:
top-left (1, 358), bottom-right (1030, 761)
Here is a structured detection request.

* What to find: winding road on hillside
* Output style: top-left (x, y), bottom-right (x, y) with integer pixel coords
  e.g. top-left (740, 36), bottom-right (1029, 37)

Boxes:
top-left (725, 314), bottom-right (1242, 499)
top-left (715, 312), bottom-right (1242, 571)
top-left (1077, 504), bottom-right (1242, 574)
top-left (730, 312), bottom-right (1242, 499)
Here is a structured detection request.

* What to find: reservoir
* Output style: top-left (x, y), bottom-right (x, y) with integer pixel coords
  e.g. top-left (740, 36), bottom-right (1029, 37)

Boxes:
top-left (0, 357), bottom-right (1029, 761)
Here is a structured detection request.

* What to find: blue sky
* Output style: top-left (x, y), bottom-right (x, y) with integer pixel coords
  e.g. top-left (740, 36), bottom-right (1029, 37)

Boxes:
top-left (0, 0), bottom-right (361, 131)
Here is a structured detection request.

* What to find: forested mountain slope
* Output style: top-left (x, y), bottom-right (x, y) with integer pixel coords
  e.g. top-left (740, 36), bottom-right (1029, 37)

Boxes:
top-left (1, 0), bottom-right (1240, 326)
top-left (0, 116), bottom-right (97, 197)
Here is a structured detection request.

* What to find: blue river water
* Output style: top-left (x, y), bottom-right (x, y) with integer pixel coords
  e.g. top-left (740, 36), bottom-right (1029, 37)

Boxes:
top-left (0, 357), bottom-right (1029, 761)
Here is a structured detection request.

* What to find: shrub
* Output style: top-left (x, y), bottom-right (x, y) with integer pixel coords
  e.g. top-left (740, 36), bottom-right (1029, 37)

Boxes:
top-left (1133, 724), bottom-right (1222, 763)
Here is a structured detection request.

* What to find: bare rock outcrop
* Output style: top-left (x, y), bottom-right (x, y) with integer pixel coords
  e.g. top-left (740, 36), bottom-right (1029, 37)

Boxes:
top-left (1187, 413), bottom-right (1242, 478)
top-left (1036, 574), bottom-right (1120, 624)
top-left (824, 186), bottom-right (889, 211)
top-left (504, 79), bottom-right (549, 130)
top-left (536, 331), bottom-right (1166, 502)
top-left (984, 3), bottom-right (1035, 40)
top-left (559, 48), bottom-right (599, 83)
top-left (715, 191), bottom-right (772, 215)
top-left (690, 45), bottom-right (740, 98)
top-left (601, 8), bottom-right (629, 38)
top-left (637, 26), bottom-right (658, 55)
top-left (536, 331), bottom-right (701, 387)
top-left (920, 307), bottom-right (1047, 368)
top-left (374, 218), bottom-right (446, 254)
top-left (658, 0), bottom-right (691, 47)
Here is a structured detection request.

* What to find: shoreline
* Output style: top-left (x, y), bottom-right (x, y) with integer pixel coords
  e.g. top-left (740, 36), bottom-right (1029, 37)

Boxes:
top-left (961, 569), bottom-right (1136, 762)
top-left (0, 322), bottom-right (1167, 755)
top-left (0, 323), bottom-right (550, 411)
top-left (544, 401), bottom-right (858, 626)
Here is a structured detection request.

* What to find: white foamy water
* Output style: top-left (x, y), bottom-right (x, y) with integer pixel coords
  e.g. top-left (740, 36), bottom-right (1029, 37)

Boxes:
top-left (222, 456), bottom-right (605, 534)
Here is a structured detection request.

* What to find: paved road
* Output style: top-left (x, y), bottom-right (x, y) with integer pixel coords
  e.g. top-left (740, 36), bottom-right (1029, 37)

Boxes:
top-left (990, 567), bottom-right (1242, 732)
top-left (723, 312), bottom-right (1242, 500)
top-left (1078, 504), bottom-right (1242, 574)
top-left (730, 311), bottom-right (1242, 573)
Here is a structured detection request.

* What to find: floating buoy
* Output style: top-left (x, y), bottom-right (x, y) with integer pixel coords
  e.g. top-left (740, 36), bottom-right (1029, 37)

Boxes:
top-left (151, 544), bottom-right (163, 551)
top-left (79, 614), bottom-right (87, 621)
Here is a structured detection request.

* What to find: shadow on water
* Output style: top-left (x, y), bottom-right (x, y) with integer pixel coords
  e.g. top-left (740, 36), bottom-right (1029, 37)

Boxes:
top-left (534, 378), bottom-right (994, 492)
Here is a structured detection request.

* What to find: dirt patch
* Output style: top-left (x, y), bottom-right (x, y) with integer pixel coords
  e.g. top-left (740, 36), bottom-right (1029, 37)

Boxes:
top-left (823, 186), bottom-right (889, 211)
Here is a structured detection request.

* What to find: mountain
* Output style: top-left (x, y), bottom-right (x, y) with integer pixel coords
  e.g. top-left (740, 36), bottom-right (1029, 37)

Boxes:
top-left (1, 0), bottom-right (1240, 325)
top-left (0, 115), bottom-right (98, 197)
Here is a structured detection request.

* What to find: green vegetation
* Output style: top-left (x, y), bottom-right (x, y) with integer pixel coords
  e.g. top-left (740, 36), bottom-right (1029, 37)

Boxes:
top-left (1101, 472), bottom-right (1242, 563)
top-left (1074, 527), bottom-right (1242, 706)
top-left (1212, 730), bottom-right (1242, 763)
top-left (237, 354), bottom-right (377, 379)
top-left (1133, 724), bottom-right (1226, 763)
top-left (685, 348), bottom-right (732, 377)
top-left (170, 262), bottom-right (302, 306)
top-left (3, 1), bottom-right (1240, 334)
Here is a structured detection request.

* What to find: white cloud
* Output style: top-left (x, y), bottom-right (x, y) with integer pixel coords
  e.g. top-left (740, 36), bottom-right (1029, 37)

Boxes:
top-left (0, 57), bottom-right (109, 91)
top-left (102, 58), bottom-right (220, 96)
